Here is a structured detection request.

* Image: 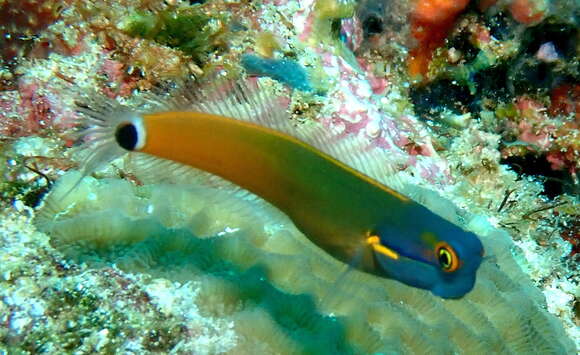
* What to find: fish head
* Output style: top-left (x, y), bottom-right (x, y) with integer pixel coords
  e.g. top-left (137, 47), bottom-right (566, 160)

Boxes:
top-left (370, 206), bottom-right (484, 298)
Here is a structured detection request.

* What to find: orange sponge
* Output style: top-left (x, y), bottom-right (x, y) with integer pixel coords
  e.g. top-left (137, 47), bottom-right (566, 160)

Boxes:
top-left (509, 0), bottom-right (546, 25)
top-left (407, 0), bottom-right (470, 81)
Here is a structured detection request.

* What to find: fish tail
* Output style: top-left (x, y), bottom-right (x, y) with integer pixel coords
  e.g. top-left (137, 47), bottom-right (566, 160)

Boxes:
top-left (59, 94), bottom-right (139, 203)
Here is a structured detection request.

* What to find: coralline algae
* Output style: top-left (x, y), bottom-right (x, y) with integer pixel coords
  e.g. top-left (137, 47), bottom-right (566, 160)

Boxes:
top-left (0, 208), bottom-right (236, 354)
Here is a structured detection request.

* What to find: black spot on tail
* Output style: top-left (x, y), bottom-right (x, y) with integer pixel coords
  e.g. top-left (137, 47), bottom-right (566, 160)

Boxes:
top-left (116, 123), bottom-right (138, 151)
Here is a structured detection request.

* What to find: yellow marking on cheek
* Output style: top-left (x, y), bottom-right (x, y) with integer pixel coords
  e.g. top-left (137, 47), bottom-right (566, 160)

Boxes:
top-left (420, 232), bottom-right (441, 261)
top-left (367, 236), bottom-right (399, 260)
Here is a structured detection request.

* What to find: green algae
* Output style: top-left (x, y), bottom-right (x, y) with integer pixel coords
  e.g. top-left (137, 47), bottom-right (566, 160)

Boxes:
top-left (119, 6), bottom-right (227, 65)
top-left (0, 158), bottom-right (50, 209)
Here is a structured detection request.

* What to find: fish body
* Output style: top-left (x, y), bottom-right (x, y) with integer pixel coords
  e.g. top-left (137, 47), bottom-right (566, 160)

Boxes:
top-left (78, 81), bottom-right (484, 298)
top-left (143, 111), bottom-right (403, 259)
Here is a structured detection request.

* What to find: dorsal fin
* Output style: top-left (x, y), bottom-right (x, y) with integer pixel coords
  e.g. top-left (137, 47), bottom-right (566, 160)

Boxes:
top-left (76, 77), bottom-right (411, 196)
top-left (138, 78), bottom-right (407, 188)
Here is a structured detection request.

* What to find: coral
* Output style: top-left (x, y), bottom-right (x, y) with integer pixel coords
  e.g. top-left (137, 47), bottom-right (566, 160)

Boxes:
top-left (289, 0), bottom-right (452, 185)
top-left (0, 209), bottom-right (236, 353)
top-left (549, 83), bottom-right (580, 120)
top-left (254, 32), bottom-right (283, 58)
top-left (47, 0), bottom-right (240, 85)
top-left (480, 0), bottom-right (548, 25)
top-left (441, 123), bottom-right (580, 341)
top-left (103, 33), bottom-right (194, 84)
top-left (350, 0), bottom-right (413, 56)
top-left (405, 2), bottom-right (577, 105)
top-left (0, 58), bottom-right (88, 140)
top-left (0, 136), bottom-right (67, 208)
top-left (479, 0), bottom-right (557, 25)
top-left (421, 13), bottom-right (521, 96)
top-left (560, 221), bottom-right (580, 257)
top-left (32, 171), bottom-right (576, 354)
top-left (299, 0), bottom-right (358, 65)
top-left (403, 6), bottom-right (579, 188)
top-left (0, 0), bottom-right (68, 65)
top-left (0, 81), bottom-right (66, 139)
top-left (494, 96), bottom-right (580, 180)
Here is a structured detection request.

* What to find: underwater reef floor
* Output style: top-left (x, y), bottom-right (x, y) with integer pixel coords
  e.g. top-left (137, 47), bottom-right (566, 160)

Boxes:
top-left (0, 169), bottom-right (576, 354)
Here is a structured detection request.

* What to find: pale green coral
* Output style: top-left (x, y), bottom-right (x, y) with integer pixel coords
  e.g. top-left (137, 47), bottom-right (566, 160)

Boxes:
top-left (33, 171), bottom-right (576, 354)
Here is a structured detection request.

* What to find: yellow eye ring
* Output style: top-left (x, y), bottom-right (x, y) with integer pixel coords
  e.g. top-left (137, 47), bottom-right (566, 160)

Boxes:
top-left (435, 242), bottom-right (459, 272)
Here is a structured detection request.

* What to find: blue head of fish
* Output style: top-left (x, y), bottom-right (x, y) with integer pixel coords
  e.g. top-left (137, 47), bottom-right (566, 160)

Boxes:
top-left (373, 205), bottom-right (484, 298)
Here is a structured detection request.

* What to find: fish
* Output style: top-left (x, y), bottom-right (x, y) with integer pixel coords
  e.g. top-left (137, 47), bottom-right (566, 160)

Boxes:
top-left (75, 79), bottom-right (484, 298)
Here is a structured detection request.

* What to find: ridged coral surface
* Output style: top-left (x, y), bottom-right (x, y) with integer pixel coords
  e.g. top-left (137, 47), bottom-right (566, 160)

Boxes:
top-left (34, 172), bottom-right (575, 354)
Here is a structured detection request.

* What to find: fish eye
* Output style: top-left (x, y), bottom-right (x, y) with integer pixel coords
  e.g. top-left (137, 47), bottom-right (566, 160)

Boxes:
top-left (435, 242), bottom-right (459, 272)
top-left (115, 122), bottom-right (139, 151)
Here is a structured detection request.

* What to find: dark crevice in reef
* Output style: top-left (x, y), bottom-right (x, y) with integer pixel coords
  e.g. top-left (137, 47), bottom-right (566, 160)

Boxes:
top-left (500, 154), bottom-right (571, 199)
top-left (485, 13), bottom-right (518, 42)
top-left (472, 64), bottom-right (514, 103)
top-left (410, 79), bottom-right (473, 119)
top-left (521, 21), bottom-right (578, 60)
top-left (445, 29), bottom-right (480, 65)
